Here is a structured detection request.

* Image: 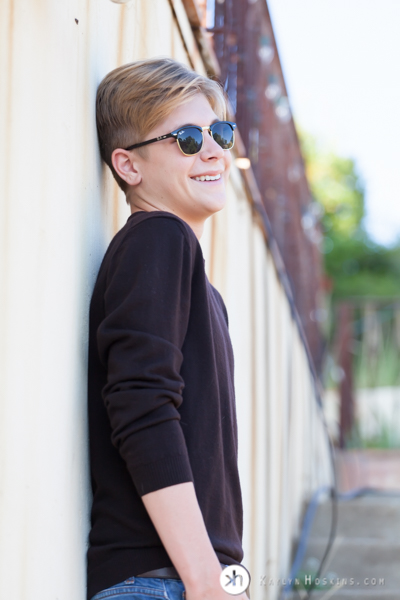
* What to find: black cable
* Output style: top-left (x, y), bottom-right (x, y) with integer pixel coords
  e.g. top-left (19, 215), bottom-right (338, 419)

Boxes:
top-left (303, 415), bottom-right (339, 599)
top-left (277, 387), bottom-right (339, 600)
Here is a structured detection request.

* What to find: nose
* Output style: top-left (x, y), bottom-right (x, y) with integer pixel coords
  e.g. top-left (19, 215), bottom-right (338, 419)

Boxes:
top-left (201, 128), bottom-right (225, 160)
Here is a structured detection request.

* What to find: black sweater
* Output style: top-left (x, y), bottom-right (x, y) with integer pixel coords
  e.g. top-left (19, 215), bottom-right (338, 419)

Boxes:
top-left (87, 210), bottom-right (244, 600)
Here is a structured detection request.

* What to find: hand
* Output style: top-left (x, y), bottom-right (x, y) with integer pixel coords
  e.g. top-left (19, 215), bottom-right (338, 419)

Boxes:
top-left (185, 589), bottom-right (248, 600)
top-left (185, 575), bottom-right (249, 600)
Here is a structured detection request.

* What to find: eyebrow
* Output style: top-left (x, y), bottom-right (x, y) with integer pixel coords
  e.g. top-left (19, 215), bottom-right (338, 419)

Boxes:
top-left (176, 118), bottom-right (220, 128)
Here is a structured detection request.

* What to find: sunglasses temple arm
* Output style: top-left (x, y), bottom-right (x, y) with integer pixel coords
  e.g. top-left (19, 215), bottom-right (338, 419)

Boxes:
top-left (124, 133), bottom-right (176, 152)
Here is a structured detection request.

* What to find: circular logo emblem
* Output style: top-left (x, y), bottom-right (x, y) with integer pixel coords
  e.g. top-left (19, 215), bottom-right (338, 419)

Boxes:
top-left (219, 564), bottom-right (251, 596)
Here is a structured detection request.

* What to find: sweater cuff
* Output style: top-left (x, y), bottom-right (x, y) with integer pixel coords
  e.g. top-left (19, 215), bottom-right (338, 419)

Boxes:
top-left (127, 453), bottom-right (195, 497)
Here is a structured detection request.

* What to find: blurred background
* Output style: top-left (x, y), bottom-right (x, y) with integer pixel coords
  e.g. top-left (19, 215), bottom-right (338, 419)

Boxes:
top-left (204, 1), bottom-right (400, 597)
top-left (207, 0), bottom-right (400, 456)
top-left (1, 1), bottom-right (399, 599)
top-left (268, 0), bottom-right (400, 462)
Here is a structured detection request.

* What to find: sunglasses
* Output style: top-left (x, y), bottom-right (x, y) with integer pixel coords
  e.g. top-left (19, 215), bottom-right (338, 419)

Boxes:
top-left (124, 120), bottom-right (236, 156)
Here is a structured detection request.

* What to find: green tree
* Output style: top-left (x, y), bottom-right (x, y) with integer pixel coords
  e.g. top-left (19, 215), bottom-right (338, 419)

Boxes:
top-left (299, 130), bottom-right (400, 299)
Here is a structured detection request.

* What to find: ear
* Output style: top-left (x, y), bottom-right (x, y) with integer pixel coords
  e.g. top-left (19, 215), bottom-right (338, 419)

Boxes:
top-left (111, 148), bottom-right (142, 187)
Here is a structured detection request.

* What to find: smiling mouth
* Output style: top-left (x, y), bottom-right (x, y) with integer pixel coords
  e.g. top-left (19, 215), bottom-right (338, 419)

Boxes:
top-left (190, 174), bottom-right (222, 182)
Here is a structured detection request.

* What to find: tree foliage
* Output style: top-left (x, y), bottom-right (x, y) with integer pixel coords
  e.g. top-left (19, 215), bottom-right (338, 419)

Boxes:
top-left (299, 130), bottom-right (400, 299)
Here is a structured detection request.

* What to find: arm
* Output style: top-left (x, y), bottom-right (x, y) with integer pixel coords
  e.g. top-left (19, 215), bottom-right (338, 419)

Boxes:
top-left (98, 217), bottom-right (246, 599)
top-left (142, 482), bottom-right (248, 600)
top-left (98, 217), bottom-right (195, 496)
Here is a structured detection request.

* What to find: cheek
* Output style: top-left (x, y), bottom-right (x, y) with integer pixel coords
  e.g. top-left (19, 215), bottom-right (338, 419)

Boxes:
top-left (150, 144), bottom-right (187, 176)
top-left (187, 156), bottom-right (204, 180)
top-left (165, 152), bottom-right (195, 183)
top-left (224, 151), bottom-right (232, 176)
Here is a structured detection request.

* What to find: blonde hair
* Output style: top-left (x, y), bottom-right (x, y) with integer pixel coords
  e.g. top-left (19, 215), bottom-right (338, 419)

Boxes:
top-left (96, 57), bottom-right (227, 194)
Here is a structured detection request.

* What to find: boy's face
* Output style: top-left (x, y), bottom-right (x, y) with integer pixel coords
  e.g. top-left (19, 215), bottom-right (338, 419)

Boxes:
top-left (118, 93), bottom-right (232, 237)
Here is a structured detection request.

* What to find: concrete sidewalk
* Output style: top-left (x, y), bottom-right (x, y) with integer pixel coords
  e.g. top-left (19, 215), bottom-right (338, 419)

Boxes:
top-left (284, 450), bottom-right (400, 599)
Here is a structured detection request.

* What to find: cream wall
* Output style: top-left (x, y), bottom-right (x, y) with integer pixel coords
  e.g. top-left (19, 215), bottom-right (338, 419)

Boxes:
top-left (0, 2), bottom-right (332, 599)
top-left (0, 2), bottom-right (197, 598)
top-left (202, 169), bottom-right (332, 599)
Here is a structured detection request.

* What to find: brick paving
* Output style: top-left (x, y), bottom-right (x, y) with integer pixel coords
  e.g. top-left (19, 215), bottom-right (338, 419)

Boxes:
top-left (334, 449), bottom-right (400, 493)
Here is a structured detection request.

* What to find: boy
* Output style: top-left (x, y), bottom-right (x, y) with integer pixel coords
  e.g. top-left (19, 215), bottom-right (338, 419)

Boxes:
top-left (87, 58), bottom-right (248, 600)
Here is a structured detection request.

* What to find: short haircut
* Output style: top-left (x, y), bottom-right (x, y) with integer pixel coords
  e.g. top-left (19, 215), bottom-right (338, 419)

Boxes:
top-left (96, 57), bottom-right (227, 195)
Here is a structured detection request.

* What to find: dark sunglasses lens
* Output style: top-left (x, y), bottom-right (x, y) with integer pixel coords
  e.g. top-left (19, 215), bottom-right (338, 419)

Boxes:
top-left (177, 127), bottom-right (203, 155)
top-left (211, 122), bottom-right (234, 149)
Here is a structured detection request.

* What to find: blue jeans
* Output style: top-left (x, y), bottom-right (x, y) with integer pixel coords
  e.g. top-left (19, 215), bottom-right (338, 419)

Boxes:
top-left (90, 576), bottom-right (186, 600)
top-left (90, 565), bottom-right (234, 600)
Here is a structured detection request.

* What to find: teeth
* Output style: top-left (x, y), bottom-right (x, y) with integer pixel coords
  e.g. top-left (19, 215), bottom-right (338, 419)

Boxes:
top-left (193, 174), bottom-right (221, 182)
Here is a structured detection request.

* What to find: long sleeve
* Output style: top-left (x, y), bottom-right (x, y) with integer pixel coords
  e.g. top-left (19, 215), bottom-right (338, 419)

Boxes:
top-left (96, 216), bottom-right (195, 497)
top-left (87, 211), bottom-right (244, 597)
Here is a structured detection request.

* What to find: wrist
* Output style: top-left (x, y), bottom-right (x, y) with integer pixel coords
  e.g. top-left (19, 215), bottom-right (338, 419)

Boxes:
top-left (182, 560), bottom-right (223, 592)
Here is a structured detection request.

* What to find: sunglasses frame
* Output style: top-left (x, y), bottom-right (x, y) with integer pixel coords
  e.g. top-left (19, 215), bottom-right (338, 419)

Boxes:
top-left (124, 120), bottom-right (237, 156)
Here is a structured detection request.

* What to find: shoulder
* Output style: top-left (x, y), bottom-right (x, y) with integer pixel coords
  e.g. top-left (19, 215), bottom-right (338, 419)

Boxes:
top-left (105, 211), bottom-right (200, 274)
top-left (97, 211), bottom-right (205, 291)
top-left (123, 211), bottom-right (198, 250)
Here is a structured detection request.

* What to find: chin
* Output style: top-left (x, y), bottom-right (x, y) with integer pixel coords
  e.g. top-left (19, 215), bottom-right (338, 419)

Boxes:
top-left (201, 192), bottom-right (227, 216)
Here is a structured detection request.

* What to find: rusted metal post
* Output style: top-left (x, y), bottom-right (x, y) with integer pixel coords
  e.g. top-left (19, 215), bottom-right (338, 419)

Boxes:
top-left (209, 0), bottom-right (325, 375)
top-left (337, 302), bottom-right (354, 448)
